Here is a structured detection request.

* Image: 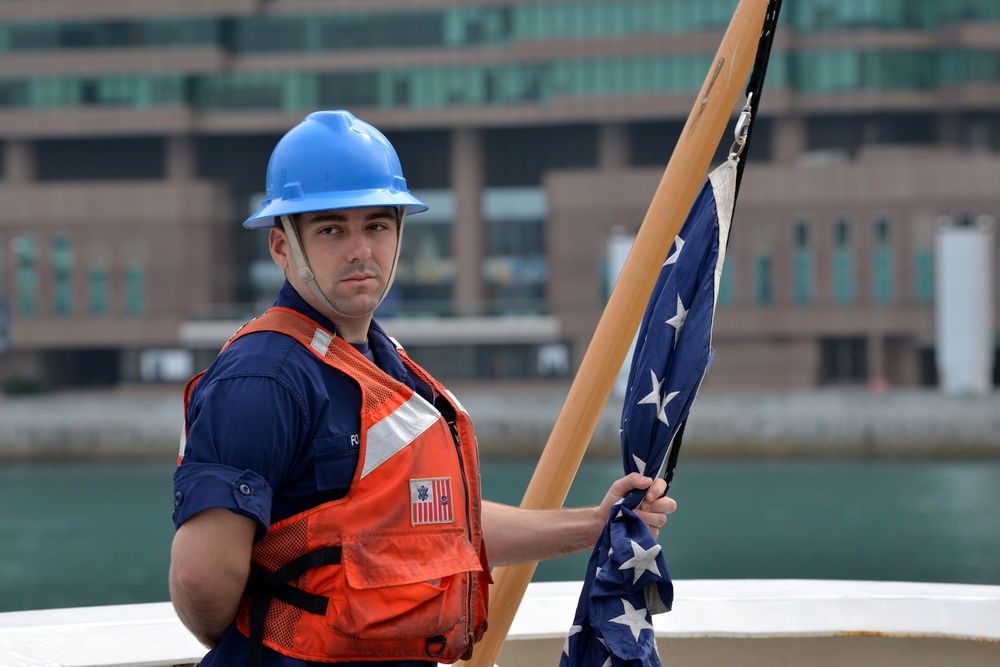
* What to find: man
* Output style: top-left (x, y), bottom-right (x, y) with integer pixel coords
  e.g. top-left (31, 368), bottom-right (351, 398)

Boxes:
top-left (170, 110), bottom-right (676, 667)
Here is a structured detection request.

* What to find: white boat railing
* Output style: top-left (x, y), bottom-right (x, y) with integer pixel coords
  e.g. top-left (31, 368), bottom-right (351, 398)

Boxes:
top-left (1, 579), bottom-right (998, 667)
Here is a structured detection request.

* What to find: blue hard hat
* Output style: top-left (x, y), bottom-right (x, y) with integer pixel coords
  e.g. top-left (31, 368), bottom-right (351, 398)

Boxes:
top-left (243, 110), bottom-right (428, 228)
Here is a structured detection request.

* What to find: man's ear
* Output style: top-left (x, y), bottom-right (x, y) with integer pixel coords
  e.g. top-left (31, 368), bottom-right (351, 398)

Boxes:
top-left (269, 226), bottom-right (290, 271)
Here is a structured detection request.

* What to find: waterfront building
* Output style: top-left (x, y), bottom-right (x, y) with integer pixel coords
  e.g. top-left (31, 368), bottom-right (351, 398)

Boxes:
top-left (0, 0), bottom-right (997, 390)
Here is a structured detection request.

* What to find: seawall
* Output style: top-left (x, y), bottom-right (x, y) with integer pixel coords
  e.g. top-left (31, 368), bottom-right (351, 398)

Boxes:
top-left (0, 384), bottom-right (997, 461)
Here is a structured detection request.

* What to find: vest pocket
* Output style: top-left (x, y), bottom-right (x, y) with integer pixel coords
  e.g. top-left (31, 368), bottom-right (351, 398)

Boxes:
top-left (325, 528), bottom-right (483, 640)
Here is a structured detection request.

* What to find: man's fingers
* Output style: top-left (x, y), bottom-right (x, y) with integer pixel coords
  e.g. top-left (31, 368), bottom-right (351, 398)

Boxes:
top-left (645, 477), bottom-right (668, 501)
top-left (652, 495), bottom-right (678, 514)
top-left (614, 472), bottom-right (652, 493)
top-left (637, 508), bottom-right (668, 528)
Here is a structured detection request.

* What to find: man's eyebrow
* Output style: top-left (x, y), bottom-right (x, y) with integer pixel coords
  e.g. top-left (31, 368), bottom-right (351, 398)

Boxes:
top-left (302, 209), bottom-right (395, 224)
top-left (301, 213), bottom-right (340, 224)
top-left (365, 208), bottom-right (397, 220)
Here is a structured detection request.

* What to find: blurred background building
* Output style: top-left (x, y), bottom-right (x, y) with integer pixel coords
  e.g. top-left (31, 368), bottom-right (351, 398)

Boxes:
top-left (0, 0), bottom-right (997, 392)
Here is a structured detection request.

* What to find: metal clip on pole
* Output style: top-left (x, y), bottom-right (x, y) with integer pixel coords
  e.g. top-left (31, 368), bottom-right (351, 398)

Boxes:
top-left (728, 92), bottom-right (753, 159)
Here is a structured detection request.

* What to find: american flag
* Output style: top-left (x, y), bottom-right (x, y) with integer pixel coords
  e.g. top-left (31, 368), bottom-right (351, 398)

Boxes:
top-left (560, 158), bottom-right (735, 667)
top-left (410, 477), bottom-right (455, 525)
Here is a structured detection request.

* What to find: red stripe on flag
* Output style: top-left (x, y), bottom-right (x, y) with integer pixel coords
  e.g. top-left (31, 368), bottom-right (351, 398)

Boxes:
top-left (410, 478), bottom-right (454, 525)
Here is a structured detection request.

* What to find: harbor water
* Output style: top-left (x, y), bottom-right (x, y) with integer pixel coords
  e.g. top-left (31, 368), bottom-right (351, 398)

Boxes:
top-left (1, 457), bottom-right (998, 614)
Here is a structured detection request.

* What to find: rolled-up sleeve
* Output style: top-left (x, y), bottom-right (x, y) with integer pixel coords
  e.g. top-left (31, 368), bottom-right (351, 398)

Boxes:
top-left (172, 463), bottom-right (273, 538)
top-left (173, 371), bottom-right (307, 540)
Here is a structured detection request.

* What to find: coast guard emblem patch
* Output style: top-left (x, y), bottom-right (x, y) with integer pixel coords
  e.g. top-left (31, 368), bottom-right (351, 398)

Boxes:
top-left (410, 477), bottom-right (454, 525)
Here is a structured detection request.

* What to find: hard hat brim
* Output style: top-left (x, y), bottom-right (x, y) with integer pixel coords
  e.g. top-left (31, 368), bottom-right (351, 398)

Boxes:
top-left (243, 190), bottom-right (428, 229)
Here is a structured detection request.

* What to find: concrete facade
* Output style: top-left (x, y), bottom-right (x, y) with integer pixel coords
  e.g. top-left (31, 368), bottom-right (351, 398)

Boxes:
top-left (0, 1), bottom-right (998, 390)
top-left (548, 147), bottom-right (1000, 389)
top-left (1, 386), bottom-right (998, 461)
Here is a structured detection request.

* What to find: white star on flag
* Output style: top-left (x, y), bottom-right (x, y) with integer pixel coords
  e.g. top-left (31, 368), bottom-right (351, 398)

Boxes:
top-left (563, 625), bottom-right (582, 656)
top-left (665, 294), bottom-right (688, 347)
top-left (632, 453), bottom-right (647, 476)
top-left (610, 598), bottom-right (653, 641)
top-left (664, 236), bottom-right (685, 265)
top-left (597, 638), bottom-right (612, 667)
top-left (636, 370), bottom-right (664, 409)
top-left (656, 390), bottom-right (679, 426)
top-left (636, 369), bottom-right (680, 425)
top-left (619, 540), bottom-right (663, 584)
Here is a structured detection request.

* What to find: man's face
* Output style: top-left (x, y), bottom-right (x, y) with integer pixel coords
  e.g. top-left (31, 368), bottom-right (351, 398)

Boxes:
top-left (271, 206), bottom-right (400, 328)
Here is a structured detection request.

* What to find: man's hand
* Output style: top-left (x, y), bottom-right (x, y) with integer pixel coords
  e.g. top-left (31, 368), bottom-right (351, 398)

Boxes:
top-left (596, 472), bottom-right (677, 539)
top-left (482, 472), bottom-right (677, 567)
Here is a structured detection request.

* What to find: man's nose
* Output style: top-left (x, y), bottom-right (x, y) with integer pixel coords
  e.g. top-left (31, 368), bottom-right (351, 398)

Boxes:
top-left (346, 231), bottom-right (373, 261)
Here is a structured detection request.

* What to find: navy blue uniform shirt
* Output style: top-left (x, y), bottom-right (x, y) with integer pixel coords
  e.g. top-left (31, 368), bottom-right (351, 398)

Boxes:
top-left (173, 281), bottom-right (435, 667)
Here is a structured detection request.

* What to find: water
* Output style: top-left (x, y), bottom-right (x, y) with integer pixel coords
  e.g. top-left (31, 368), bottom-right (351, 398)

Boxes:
top-left (1, 458), bottom-right (998, 613)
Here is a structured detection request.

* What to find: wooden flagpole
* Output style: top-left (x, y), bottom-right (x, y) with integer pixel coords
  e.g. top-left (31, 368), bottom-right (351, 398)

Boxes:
top-left (460, 1), bottom-right (771, 664)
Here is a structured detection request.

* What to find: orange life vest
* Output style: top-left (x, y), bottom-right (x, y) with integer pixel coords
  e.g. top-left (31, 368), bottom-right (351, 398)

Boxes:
top-left (184, 307), bottom-right (490, 664)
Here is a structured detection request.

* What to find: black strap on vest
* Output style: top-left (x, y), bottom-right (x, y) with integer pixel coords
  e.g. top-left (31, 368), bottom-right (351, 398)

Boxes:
top-left (244, 544), bottom-right (454, 665)
top-left (246, 545), bottom-right (342, 667)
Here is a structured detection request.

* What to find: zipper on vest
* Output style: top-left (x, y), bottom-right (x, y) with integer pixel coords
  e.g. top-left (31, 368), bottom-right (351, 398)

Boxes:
top-left (447, 417), bottom-right (476, 651)
top-left (431, 384), bottom-right (476, 660)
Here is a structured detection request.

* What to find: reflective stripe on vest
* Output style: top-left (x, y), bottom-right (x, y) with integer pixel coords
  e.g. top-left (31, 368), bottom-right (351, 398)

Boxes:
top-left (363, 391), bottom-right (440, 479)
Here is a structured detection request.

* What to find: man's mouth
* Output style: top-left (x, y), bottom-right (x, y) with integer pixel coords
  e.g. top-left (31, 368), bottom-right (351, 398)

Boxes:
top-left (342, 273), bottom-right (376, 285)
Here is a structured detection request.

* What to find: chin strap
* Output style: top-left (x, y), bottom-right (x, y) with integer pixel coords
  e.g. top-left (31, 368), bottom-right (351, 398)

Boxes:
top-left (382, 207), bottom-right (406, 305)
top-left (279, 214), bottom-right (339, 316)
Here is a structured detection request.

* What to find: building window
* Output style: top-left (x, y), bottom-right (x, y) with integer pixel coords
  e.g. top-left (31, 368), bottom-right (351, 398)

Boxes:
top-left (793, 220), bottom-right (813, 304)
top-left (0, 234), bottom-right (5, 299)
top-left (717, 255), bottom-right (734, 307)
top-left (37, 137), bottom-right (165, 181)
top-left (124, 265), bottom-right (145, 316)
top-left (123, 238), bottom-right (146, 316)
top-left (913, 248), bottom-right (934, 303)
top-left (872, 217), bottom-right (895, 303)
top-left (12, 235), bottom-right (37, 316)
top-left (832, 217), bottom-right (855, 303)
top-left (484, 218), bottom-right (547, 313)
top-left (89, 264), bottom-right (109, 316)
top-left (911, 212), bottom-right (936, 304)
top-left (52, 234), bottom-right (73, 316)
top-left (393, 189), bottom-right (454, 316)
top-left (484, 188), bottom-right (548, 315)
top-left (393, 220), bottom-right (453, 314)
top-left (819, 337), bottom-right (868, 385)
top-left (753, 254), bottom-right (772, 305)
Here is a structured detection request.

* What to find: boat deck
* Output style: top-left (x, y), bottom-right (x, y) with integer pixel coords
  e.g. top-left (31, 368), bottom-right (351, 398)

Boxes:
top-left (1, 579), bottom-right (998, 666)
